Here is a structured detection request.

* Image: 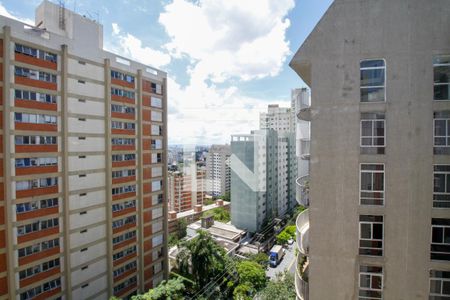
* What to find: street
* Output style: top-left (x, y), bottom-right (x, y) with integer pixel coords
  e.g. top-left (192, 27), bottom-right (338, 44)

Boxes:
top-left (266, 243), bottom-right (296, 279)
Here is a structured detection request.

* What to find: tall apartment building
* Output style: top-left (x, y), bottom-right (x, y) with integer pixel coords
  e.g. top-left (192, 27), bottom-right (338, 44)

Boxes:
top-left (205, 144), bottom-right (231, 197)
top-left (168, 167), bottom-right (206, 213)
top-left (259, 104), bottom-right (294, 135)
top-left (0, 1), bottom-right (168, 299)
top-left (260, 104), bottom-right (297, 210)
top-left (290, 0), bottom-right (450, 299)
top-left (230, 128), bottom-right (294, 232)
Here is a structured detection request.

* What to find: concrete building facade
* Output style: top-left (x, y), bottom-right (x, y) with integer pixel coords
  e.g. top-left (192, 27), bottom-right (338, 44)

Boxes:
top-left (205, 144), bottom-right (231, 197)
top-left (231, 129), bottom-right (295, 232)
top-left (290, 0), bottom-right (450, 299)
top-left (0, 1), bottom-right (168, 299)
top-left (168, 168), bottom-right (206, 213)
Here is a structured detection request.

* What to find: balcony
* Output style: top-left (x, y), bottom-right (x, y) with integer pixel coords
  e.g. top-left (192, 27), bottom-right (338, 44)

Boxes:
top-left (295, 208), bottom-right (309, 300)
top-left (296, 208), bottom-right (309, 255)
top-left (296, 175), bottom-right (309, 206)
top-left (300, 139), bottom-right (310, 160)
top-left (297, 104), bottom-right (311, 121)
top-left (295, 255), bottom-right (309, 300)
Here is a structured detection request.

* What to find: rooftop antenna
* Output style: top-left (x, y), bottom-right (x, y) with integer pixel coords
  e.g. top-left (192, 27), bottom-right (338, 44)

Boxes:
top-left (58, 0), bottom-right (66, 30)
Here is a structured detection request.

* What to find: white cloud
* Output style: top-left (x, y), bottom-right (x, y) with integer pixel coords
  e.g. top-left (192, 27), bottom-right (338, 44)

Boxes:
top-left (109, 23), bottom-right (171, 69)
top-left (160, 0), bottom-right (295, 144)
top-left (159, 0), bottom-right (294, 82)
top-left (0, 2), bottom-right (33, 25)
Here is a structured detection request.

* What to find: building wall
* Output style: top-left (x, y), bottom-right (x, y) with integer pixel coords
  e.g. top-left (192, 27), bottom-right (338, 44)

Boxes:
top-left (206, 145), bottom-right (231, 197)
top-left (291, 0), bottom-right (450, 299)
top-left (0, 1), bottom-right (168, 299)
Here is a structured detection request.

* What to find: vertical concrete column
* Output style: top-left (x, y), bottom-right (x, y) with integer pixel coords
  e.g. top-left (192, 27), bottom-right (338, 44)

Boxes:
top-left (104, 58), bottom-right (113, 297)
top-left (137, 70), bottom-right (144, 292)
top-left (61, 44), bottom-right (72, 300)
top-left (2, 25), bottom-right (15, 300)
top-left (162, 77), bottom-right (169, 279)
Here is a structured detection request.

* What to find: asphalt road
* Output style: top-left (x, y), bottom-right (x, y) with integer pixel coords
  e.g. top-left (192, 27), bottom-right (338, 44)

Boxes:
top-left (266, 243), bottom-right (296, 280)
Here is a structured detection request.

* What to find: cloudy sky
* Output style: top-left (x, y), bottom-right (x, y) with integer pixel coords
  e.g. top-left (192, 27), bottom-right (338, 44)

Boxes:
top-left (0, 0), bottom-right (332, 145)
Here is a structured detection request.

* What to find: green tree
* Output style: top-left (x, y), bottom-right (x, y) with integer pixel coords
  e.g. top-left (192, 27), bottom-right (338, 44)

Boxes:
top-left (233, 283), bottom-right (253, 300)
top-left (168, 233), bottom-right (179, 248)
top-left (236, 260), bottom-right (267, 290)
top-left (130, 278), bottom-right (185, 300)
top-left (258, 271), bottom-right (296, 300)
top-left (285, 225), bottom-right (296, 238)
top-left (276, 231), bottom-right (291, 245)
top-left (176, 230), bottom-right (227, 287)
top-left (178, 218), bottom-right (187, 239)
top-left (202, 207), bottom-right (230, 223)
top-left (249, 253), bottom-right (269, 269)
top-left (219, 192), bottom-right (230, 202)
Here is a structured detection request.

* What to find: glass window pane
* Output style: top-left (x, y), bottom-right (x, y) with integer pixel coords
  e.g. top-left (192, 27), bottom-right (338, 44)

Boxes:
top-left (443, 280), bottom-right (450, 295)
top-left (444, 228), bottom-right (450, 243)
top-left (361, 60), bottom-right (385, 68)
top-left (360, 223), bottom-right (371, 239)
top-left (434, 66), bottom-right (450, 84)
top-left (435, 174), bottom-right (446, 192)
top-left (433, 227), bottom-right (443, 243)
top-left (435, 84), bottom-right (450, 101)
top-left (435, 120), bottom-right (447, 136)
top-left (374, 121), bottom-right (384, 137)
top-left (361, 173), bottom-right (372, 190)
top-left (373, 173), bottom-right (384, 191)
top-left (361, 87), bottom-right (385, 102)
top-left (361, 69), bottom-right (385, 87)
top-left (360, 274), bottom-right (370, 288)
top-left (361, 121), bottom-right (372, 136)
top-left (371, 275), bottom-right (382, 289)
top-left (373, 223), bottom-right (383, 239)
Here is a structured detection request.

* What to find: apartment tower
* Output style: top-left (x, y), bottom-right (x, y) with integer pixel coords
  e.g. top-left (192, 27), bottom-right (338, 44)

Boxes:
top-left (291, 0), bottom-right (450, 299)
top-left (168, 168), bottom-right (206, 213)
top-left (205, 144), bottom-right (231, 197)
top-left (0, 1), bottom-right (168, 299)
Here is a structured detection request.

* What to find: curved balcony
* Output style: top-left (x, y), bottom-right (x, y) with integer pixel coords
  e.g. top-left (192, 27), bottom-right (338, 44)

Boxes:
top-left (297, 105), bottom-right (311, 121)
top-left (296, 175), bottom-right (310, 206)
top-left (296, 208), bottom-right (309, 255)
top-left (295, 208), bottom-right (309, 300)
top-left (300, 139), bottom-right (310, 160)
top-left (295, 252), bottom-right (309, 300)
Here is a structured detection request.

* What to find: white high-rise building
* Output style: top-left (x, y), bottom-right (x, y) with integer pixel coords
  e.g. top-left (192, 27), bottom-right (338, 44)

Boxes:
top-left (206, 145), bottom-right (231, 197)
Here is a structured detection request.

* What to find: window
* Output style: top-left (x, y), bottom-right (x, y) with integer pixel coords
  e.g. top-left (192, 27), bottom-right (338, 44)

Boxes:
top-left (15, 113), bottom-right (57, 125)
top-left (112, 138), bottom-right (135, 145)
top-left (151, 111), bottom-right (163, 122)
top-left (111, 88), bottom-right (135, 99)
top-left (111, 104), bottom-right (135, 114)
top-left (112, 216), bottom-right (136, 229)
top-left (434, 165), bottom-right (450, 208)
top-left (15, 67), bottom-right (56, 83)
top-left (434, 111), bottom-right (450, 154)
top-left (360, 113), bottom-right (385, 154)
top-left (360, 164), bottom-right (384, 205)
top-left (112, 169), bottom-right (135, 178)
top-left (113, 261), bottom-right (137, 278)
top-left (359, 215), bottom-right (383, 256)
top-left (19, 258), bottom-right (60, 280)
top-left (20, 278), bottom-right (61, 300)
top-left (112, 185), bottom-right (136, 195)
top-left (15, 157), bottom-right (57, 168)
top-left (112, 153), bottom-right (136, 162)
top-left (113, 276), bottom-right (137, 293)
top-left (18, 238), bottom-right (59, 258)
top-left (151, 125), bottom-right (162, 136)
top-left (151, 139), bottom-right (163, 150)
top-left (431, 218), bottom-right (450, 261)
top-left (360, 59), bottom-right (385, 102)
top-left (16, 177), bottom-right (58, 191)
top-left (151, 96), bottom-right (162, 108)
top-left (359, 265), bottom-right (383, 300)
top-left (430, 270), bottom-right (450, 299)
top-left (152, 180), bottom-right (162, 192)
top-left (111, 70), bottom-right (135, 83)
top-left (434, 55), bottom-right (450, 101)
top-left (15, 43), bottom-right (57, 63)
top-left (111, 121), bottom-right (135, 130)
top-left (152, 234), bottom-right (163, 247)
top-left (15, 135), bottom-right (57, 145)
top-left (151, 82), bottom-right (162, 94)
top-left (112, 245), bottom-right (136, 261)
top-left (16, 198), bottom-right (58, 213)
top-left (151, 153), bottom-right (162, 164)
top-left (17, 218), bottom-right (59, 236)
top-left (15, 89), bottom-right (56, 103)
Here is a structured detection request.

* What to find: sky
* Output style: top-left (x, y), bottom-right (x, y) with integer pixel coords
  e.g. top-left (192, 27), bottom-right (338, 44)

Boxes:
top-left (0, 0), bottom-right (333, 145)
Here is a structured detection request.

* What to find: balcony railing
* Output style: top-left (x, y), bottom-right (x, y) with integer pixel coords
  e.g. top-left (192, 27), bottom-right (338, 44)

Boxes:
top-left (296, 208), bottom-right (309, 255)
top-left (296, 175), bottom-right (309, 206)
top-left (295, 252), bottom-right (309, 300)
top-left (300, 139), bottom-right (310, 160)
top-left (297, 103), bottom-right (311, 121)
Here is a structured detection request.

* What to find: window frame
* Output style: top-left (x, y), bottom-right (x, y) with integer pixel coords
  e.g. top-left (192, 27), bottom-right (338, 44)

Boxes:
top-left (433, 55), bottom-right (450, 101)
top-left (360, 59), bottom-right (387, 103)
top-left (359, 215), bottom-right (384, 257)
top-left (358, 265), bottom-right (383, 300)
top-left (359, 163), bottom-right (385, 206)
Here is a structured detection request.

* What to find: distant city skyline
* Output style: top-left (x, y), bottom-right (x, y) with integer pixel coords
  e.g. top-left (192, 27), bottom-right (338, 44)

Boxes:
top-left (0, 0), bottom-right (333, 144)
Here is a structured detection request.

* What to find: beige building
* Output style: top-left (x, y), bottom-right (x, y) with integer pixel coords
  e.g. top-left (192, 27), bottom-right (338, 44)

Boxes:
top-left (0, 1), bottom-right (168, 299)
top-left (291, 0), bottom-right (450, 299)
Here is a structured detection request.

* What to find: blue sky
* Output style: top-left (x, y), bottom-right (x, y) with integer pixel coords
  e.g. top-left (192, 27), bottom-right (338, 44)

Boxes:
top-left (0, 0), bottom-right (333, 145)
